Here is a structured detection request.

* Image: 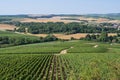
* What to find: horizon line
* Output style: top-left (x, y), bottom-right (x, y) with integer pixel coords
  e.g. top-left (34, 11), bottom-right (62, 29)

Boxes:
top-left (0, 12), bottom-right (120, 16)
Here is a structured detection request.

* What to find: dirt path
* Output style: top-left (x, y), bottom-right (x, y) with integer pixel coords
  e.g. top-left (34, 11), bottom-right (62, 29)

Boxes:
top-left (94, 45), bottom-right (98, 48)
top-left (56, 46), bottom-right (73, 55)
top-left (60, 49), bottom-right (67, 54)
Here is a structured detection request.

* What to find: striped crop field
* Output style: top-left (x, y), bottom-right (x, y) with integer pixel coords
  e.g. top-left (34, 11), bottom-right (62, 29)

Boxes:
top-left (0, 40), bottom-right (120, 80)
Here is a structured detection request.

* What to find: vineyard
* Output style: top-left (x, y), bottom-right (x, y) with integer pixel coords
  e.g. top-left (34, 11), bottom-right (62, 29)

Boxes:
top-left (0, 40), bottom-right (120, 54)
top-left (0, 40), bottom-right (120, 80)
top-left (0, 53), bottom-right (120, 80)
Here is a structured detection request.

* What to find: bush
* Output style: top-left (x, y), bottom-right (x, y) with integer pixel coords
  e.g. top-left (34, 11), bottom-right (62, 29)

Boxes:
top-left (43, 35), bottom-right (58, 42)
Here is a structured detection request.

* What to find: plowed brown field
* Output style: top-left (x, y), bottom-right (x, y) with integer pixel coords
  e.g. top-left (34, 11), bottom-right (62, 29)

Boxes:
top-left (0, 24), bottom-right (16, 31)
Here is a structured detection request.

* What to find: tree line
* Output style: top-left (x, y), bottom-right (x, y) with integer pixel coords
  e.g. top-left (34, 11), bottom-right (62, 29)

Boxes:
top-left (0, 35), bottom-right (58, 48)
top-left (83, 32), bottom-right (120, 43)
top-left (9, 22), bottom-right (118, 34)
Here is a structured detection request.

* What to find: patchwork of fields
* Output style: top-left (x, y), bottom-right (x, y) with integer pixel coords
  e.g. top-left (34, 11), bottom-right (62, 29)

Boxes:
top-left (19, 16), bottom-right (120, 23)
top-left (0, 23), bottom-right (117, 40)
top-left (0, 3), bottom-right (120, 80)
top-left (0, 40), bottom-right (120, 80)
top-left (32, 33), bottom-right (117, 40)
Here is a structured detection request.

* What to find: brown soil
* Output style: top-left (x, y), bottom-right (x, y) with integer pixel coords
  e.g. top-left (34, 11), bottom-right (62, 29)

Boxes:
top-left (30, 33), bottom-right (87, 40)
top-left (94, 45), bottom-right (98, 48)
top-left (0, 24), bottom-right (16, 30)
top-left (30, 33), bottom-right (117, 40)
top-left (60, 50), bottom-right (67, 54)
top-left (53, 33), bottom-right (87, 40)
top-left (108, 33), bottom-right (117, 36)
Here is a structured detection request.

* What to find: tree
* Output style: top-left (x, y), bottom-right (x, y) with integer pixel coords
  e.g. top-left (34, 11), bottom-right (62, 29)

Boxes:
top-left (117, 33), bottom-right (120, 37)
top-left (99, 31), bottom-right (108, 42)
top-left (14, 22), bottom-right (117, 34)
top-left (85, 34), bottom-right (91, 41)
top-left (108, 36), bottom-right (113, 43)
top-left (44, 35), bottom-right (58, 42)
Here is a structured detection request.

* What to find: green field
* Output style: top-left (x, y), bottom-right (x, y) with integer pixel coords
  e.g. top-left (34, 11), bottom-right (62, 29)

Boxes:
top-left (0, 31), bottom-right (43, 48)
top-left (0, 31), bottom-right (37, 38)
top-left (0, 40), bottom-right (120, 80)
top-left (0, 31), bottom-right (41, 42)
top-left (0, 40), bottom-right (120, 54)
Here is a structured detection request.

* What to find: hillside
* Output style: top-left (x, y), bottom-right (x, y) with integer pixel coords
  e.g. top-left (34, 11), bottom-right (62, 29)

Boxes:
top-left (0, 31), bottom-right (43, 48)
top-left (0, 40), bottom-right (120, 79)
top-left (1, 14), bottom-right (120, 23)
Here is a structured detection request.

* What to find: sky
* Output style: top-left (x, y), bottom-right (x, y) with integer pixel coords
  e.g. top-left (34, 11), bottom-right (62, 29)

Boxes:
top-left (0, 0), bottom-right (120, 15)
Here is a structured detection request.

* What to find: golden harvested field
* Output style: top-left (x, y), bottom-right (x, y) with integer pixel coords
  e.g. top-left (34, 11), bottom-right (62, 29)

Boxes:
top-left (108, 33), bottom-right (117, 36)
top-left (20, 17), bottom-right (80, 23)
top-left (31, 33), bottom-right (117, 40)
top-left (30, 33), bottom-right (87, 39)
top-left (0, 24), bottom-right (16, 31)
top-left (53, 33), bottom-right (87, 40)
top-left (19, 16), bottom-right (120, 23)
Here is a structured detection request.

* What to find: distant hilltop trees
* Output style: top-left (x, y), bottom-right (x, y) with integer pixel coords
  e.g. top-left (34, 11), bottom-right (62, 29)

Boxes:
top-left (84, 31), bottom-right (120, 43)
top-left (8, 22), bottom-right (119, 34)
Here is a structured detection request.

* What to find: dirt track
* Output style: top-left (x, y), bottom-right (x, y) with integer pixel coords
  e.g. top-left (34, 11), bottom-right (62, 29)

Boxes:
top-left (56, 46), bottom-right (73, 55)
top-left (60, 49), bottom-right (67, 54)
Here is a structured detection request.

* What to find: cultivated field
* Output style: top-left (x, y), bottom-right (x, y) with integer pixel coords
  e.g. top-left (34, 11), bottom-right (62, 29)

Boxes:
top-left (0, 40), bottom-right (120, 80)
top-left (20, 17), bottom-right (81, 23)
top-left (0, 24), bottom-right (16, 31)
top-left (31, 33), bottom-right (117, 40)
top-left (0, 31), bottom-right (40, 38)
top-left (19, 16), bottom-right (120, 23)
